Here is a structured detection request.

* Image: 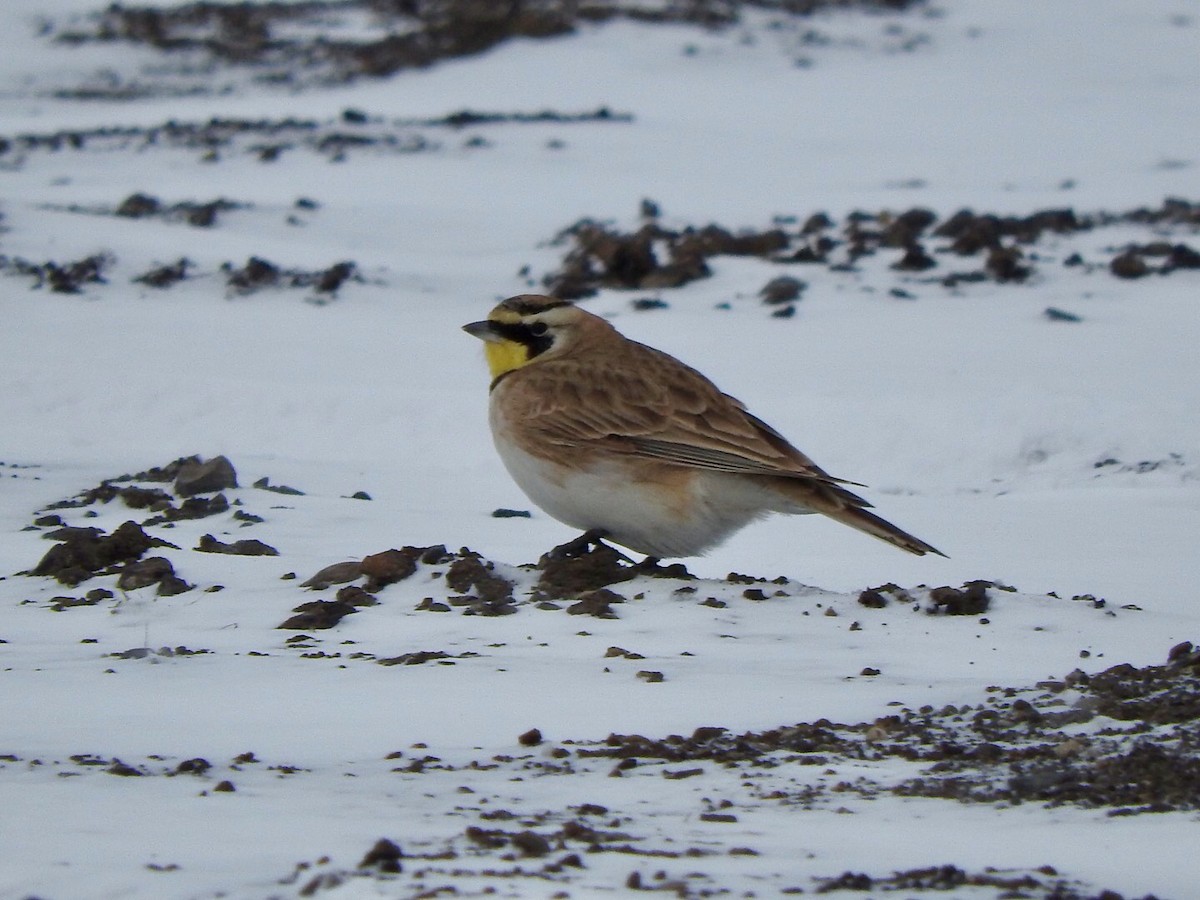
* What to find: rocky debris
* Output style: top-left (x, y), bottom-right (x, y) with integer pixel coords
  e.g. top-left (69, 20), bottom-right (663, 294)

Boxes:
top-left (544, 219), bottom-right (789, 298)
top-left (301, 560), bottom-right (365, 590)
top-left (357, 838), bottom-right (402, 874)
top-left (133, 258), bottom-right (190, 288)
top-left (143, 493), bottom-right (232, 526)
top-left (35, 457), bottom-right (248, 532)
top-left (539, 198), bottom-right (1200, 301)
top-left (50, 587), bottom-right (114, 611)
top-left (445, 552), bottom-right (517, 616)
top-left (558, 642), bottom-right (1200, 816)
top-left (45, 1), bottom-right (920, 95)
top-left (1044, 306), bottom-right (1082, 322)
top-left (533, 541), bottom-right (637, 600)
top-left (566, 588), bottom-right (625, 618)
top-left (23, 455), bottom-right (281, 597)
top-left (758, 274), bottom-right (806, 305)
top-left (32, 521), bottom-right (176, 587)
top-left (174, 455), bottom-right (238, 497)
top-left (0, 253), bottom-right (111, 293)
top-left (115, 556), bottom-right (193, 596)
top-left (195, 534), bottom-right (279, 556)
top-left (0, 108), bottom-right (627, 167)
top-left (857, 582), bottom-right (910, 608)
top-left (117, 193), bottom-right (241, 227)
top-left (926, 581), bottom-right (990, 615)
top-left (811, 865), bottom-right (1125, 899)
top-left (377, 650), bottom-right (454, 666)
top-left (279, 598), bottom-right (360, 630)
top-left (518, 728), bottom-right (544, 747)
top-left (111, 645), bottom-right (210, 659)
top-left (252, 476), bottom-right (305, 495)
top-left (45, 192), bottom-right (244, 228)
top-left (580, 722), bottom-right (858, 766)
top-left (222, 256), bottom-right (360, 298)
top-left (1109, 241), bottom-right (1200, 278)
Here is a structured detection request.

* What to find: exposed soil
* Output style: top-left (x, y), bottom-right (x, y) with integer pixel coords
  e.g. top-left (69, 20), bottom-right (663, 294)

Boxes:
top-left (13, 458), bottom-right (1191, 897)
top-left (185, 632), bottom-right (1197, 896)
top-left (43, 0), bottom-right (923, 97)
top-left (0, 107), bottom-right (629, 172)
top-left (23, 455), bottom-right (268, 593)
top-left (541, 198), bottom-right (1200, 302)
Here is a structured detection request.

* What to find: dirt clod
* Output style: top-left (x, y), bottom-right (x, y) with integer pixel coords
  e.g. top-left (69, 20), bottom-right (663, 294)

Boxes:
top-left (535, 542), bottom-right (635, 600)
top-left (279, 600), bottom-right (357, 630)
top-left (195, 534), bottom-right (279, 556)
top-left (358, 838), bottom-right (402, 873)
top-left (567, 588), bottom-right (625, 618)
top-left (445, 552), bottom-right (516, 615)
top-left (33, 521), bottom-right (172, 587)
top-left (927, 582), bottom-right (990, 615)
top-left (301, 560), bottom-right (365, 590)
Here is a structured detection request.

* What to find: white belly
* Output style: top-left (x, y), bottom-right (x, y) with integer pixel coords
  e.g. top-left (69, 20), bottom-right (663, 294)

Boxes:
top-left (490, 418), bottom-right (778, 558)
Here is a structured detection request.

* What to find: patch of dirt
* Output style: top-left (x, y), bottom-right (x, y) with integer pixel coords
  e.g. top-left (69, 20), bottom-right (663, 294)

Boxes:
top-left (445, 552), bottom-right (517, 616)
top-left (196, 534), bottom-right (279, 556)
top-left (0, 253), bottom-right (111, 293)
top-left (222, 256), bottom-right (360, 298)
top-left (811, 864), bottom-right (1153, 898)
top-left (30, 521), bottom-right (177, 587)
top-left (0, 108), bottom-right (629, 168)
top-left (533, 541), bottom-right (638, 600)
top-left (133, 258), bottom-right (191, 288)
top-left (44, 0), bottom-right (923, 96)
top-left (22, 455), bottom-right (280, 601)
top-left (539, 198), bottom-right (1200, 302)
top-left (50, 192), bottom-right (244, 227)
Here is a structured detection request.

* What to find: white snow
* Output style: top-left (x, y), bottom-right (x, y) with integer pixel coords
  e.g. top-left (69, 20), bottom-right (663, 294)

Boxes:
top-left (2, 0), bottom-right (1199, 896)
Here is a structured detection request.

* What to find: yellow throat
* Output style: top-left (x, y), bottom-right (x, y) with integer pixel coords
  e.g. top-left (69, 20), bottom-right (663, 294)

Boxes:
top-left (484, 338), bottom-right (531, 381)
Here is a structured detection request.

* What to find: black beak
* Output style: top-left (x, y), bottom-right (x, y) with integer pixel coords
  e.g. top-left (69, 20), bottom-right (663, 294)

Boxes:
top-left (463, 320), bottom-right (502, 342)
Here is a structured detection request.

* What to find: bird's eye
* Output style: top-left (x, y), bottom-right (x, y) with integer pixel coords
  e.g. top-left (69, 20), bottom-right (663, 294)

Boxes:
top-left (529, 322), bottom-right (549, 336)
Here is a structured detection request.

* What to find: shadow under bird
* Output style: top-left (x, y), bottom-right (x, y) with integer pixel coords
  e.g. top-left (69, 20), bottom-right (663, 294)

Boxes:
top-left (464, 294), bottom-right (944, 561)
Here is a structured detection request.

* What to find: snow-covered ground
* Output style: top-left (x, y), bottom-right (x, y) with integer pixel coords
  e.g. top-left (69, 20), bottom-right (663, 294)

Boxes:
top-left (2, 1), bottom-right (1199, 897)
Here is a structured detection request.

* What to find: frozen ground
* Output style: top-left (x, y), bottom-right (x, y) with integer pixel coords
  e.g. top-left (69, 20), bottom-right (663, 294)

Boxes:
top-left (2, 0), bottom-right (1199, 897)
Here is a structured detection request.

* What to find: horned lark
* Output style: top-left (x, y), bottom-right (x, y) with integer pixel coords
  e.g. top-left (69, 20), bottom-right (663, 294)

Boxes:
top-left (464, 294), bottom-right (944, 560)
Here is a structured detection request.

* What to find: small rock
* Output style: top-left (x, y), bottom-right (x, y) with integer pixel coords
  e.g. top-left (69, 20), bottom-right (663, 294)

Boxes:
top-left (1110, 250), bottom-right (1149, 279)
top-left (518, 728), bottom-right (543, 747)
top-left (174, 456), bottom-right (238, 497)
top-left (566, 588), bottom-right (624, 618)
top-left (279, 600), bottom-right (357, 630)
top-left (512, 831), bottom-right (551, 858)
top-left (195, 534), bottom-right (278, 556)
top-left (758, 275), bottom-right (806, 305)
top-left (301, 561), bottom-right (364, 590)
top-left (358, 838), bottom-right (402, 873)
top-left (1044, 306), bottom-right (1082, 322)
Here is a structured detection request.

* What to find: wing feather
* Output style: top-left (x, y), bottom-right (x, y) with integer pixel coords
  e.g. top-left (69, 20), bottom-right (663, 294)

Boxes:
top-left (502, 338), bottom-right (857, 488)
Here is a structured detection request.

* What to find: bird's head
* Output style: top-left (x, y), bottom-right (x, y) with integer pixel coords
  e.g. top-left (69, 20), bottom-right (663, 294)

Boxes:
top-left (463, 294), bottom-right (590, 382)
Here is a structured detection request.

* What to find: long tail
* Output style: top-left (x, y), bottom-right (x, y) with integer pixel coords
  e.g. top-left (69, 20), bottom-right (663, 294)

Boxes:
top-left (774, 477), bottom-right (947, 557)
top-left (817, 502), bottom-right (946, 557)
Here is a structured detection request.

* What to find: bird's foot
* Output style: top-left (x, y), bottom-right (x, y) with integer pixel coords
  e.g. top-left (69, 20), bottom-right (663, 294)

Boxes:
top-left (540, 529), bottom-right (617, 564)
top-left (631, 556), bottom-right (694, 579)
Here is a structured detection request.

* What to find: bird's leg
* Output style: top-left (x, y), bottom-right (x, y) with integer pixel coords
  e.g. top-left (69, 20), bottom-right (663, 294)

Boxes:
top-left (541, 528), bottom-right (613, 562)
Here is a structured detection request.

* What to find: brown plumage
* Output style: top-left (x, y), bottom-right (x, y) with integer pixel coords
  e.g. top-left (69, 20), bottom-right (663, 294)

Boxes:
top-left (464, 294), bottom-right (944, 560)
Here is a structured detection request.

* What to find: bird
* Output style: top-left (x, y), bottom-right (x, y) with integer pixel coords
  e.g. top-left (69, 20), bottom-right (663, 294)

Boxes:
top-left (463, 294), bottom-right (944, 561)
